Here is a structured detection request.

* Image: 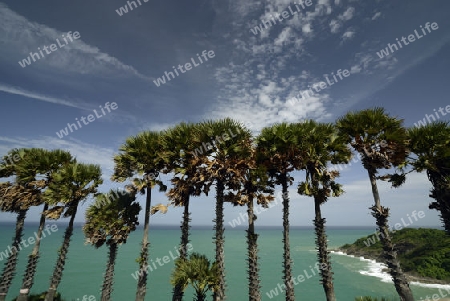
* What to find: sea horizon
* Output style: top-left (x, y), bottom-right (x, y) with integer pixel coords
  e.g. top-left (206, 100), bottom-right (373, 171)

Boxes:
top-left (0, 224), bottom-right (448, 300)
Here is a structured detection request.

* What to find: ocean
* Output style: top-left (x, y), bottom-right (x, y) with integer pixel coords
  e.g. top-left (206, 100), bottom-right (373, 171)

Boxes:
top-left (0, 223), bottom-right (448, 301)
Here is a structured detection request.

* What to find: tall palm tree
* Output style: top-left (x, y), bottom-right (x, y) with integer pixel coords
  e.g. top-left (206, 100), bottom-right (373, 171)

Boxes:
top-left (336, 108), bottom-right (414, 301)
top-left (83, 189), bottom-right (141, 301)
top-left (44, 162), bottom-right (103, 301)
top-left (195, 119), bottom-right (252, 301)
top-left (171, 253), bottom-right (219, 301)
top-left (408, 121), bottom-right (450, 234)
top-left (256, 123), bottom-right (303, 301)
top-left (232, 164), bottom-right (274, 301)
top-left (112, 131), bottom-right (166, 301)
top-left (161, 123), bottom-right (209, 301)
top-left (15, 149), bottom-right (73, 301)
top-left (295, 121), bottom-right (351, 301)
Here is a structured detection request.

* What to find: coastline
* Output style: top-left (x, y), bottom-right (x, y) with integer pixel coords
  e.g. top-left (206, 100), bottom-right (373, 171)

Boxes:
top-left (330, 249), bottom-right (450, 288)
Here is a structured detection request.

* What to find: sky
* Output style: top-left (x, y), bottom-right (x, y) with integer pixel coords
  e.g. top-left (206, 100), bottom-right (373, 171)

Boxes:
top-left (0, 0), bottom-right (449, 228)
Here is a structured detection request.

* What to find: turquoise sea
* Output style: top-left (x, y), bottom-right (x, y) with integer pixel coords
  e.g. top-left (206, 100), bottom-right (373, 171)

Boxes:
top-left (0, 223), bottom-right (449, 301)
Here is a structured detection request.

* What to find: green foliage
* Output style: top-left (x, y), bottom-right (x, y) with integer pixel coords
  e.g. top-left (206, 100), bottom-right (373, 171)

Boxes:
top-left (11, 292), bottom-right (65, 301)
top-left (341, 228), bottom-right (450, 281)
top-left (171, 253), bottom-right (219, 298)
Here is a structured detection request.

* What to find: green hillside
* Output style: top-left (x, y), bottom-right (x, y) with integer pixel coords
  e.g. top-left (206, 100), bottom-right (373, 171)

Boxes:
top-left (339, 228), bottom-right (450, 282)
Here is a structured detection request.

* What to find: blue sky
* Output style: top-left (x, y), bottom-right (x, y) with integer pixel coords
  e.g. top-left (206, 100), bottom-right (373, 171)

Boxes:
top-left (0, 0), bottom-right (449, 228)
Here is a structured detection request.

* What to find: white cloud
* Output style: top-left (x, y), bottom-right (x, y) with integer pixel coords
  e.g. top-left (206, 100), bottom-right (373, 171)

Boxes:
top-left (302, 24), bottom-right (312, 34)
top-left (0, 83), bottom-right (82, 109)
top-left (342, 30), bottom-right (356, 41)
top-left (372, 12), bottom-right (382, 21)
top-left (0, 136), bottom-right (115, 176)
top-left (330, 19), bottom-right (341, 33)
top-left (339, 7), bottom-right (355, 21)
top-left (0, 3), bottom-right (150, 81)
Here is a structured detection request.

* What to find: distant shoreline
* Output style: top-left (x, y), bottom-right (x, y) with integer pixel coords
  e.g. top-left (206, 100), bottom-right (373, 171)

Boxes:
top-left (331, 250), bottom-right (450, 286)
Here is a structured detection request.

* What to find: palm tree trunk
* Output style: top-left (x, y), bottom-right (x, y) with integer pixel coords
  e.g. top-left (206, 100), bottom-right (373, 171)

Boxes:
top-left (135, 183), bottom-right (152, 301)
top-left (17, 204), bottom-right (48, 301)
top-left (368, 170), bottom-right (414, 301)
top-left (172, 194), bottom-right (191, 301)
top-left (101, 243), bottom-right (118, 301)
top-left (427, 170), bottom-right (450, 234)
top-left (281, 176), bottom-right (295, 301)
top-left (246, 198), bottom-right (261, 301)
top-left (213, 179), bottom-right (226, 301)
top-left (313, 199), bottom-right (336, 301)
top-left (0, 209), bottom-right (27, 301)
top-left (44, 205), bottom-right (78, 301)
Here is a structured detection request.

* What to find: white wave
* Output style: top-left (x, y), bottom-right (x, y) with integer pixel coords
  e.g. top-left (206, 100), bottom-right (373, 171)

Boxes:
top-left (332, 251), bottom-right (450, 289)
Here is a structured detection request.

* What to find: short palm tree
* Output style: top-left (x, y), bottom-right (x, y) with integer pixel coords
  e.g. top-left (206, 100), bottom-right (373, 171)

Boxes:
top-left (295, 121), bottom-right (351, 301)
top-left (195, 119), bottom-right (252, 301)
top-left (112, 131), bottom-right (166, 301)
top-left (44, 162), bottom-right (103, 301)
top-left (408, 121), bottom-right (450, 234)
top-left (256, 123), bottom-right (304, 301)
top-left (336, 108), bottom-right (414, 301)
top-left (171, 253), bottom-right (219, 301)
top-left (83, 189), bottom-right (141, 301)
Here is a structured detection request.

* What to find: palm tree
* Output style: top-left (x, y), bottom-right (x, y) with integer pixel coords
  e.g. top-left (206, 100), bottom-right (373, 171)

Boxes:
top-left (0, 182), bottom-right (40, 301)
top-left (112, 131), bottom-right (166, 301)
top-left (161, 123), bottom-right (208, 301)
top-left (0, 148), bottom-right (71, 301)
top-left (195, 119), bottom-right (252, 301)
top-left (256, 123), bottom-right (304, 301)
top-left (235, 165), bottom-right (274, 301)
top-left (83, 189), bottom-right (141, 301)
top-left (336, 108), bottom-right (414, 301)
top-left (15, 149), bottom-right (73, 301)
top-left (44, 162), bottom-right (103, 301)
top-left (408, 121), bottom-right (450, 234)
top-left (171, 253), bottom-right (219, 301)
top-left (295, 121), bottom-right (351, 301)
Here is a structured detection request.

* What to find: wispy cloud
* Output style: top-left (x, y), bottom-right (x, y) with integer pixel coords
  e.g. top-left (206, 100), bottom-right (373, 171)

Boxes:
top-left (0, 83), bottom-right (82, 109)
top-left (0, 2), bottom-right (150, 81)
